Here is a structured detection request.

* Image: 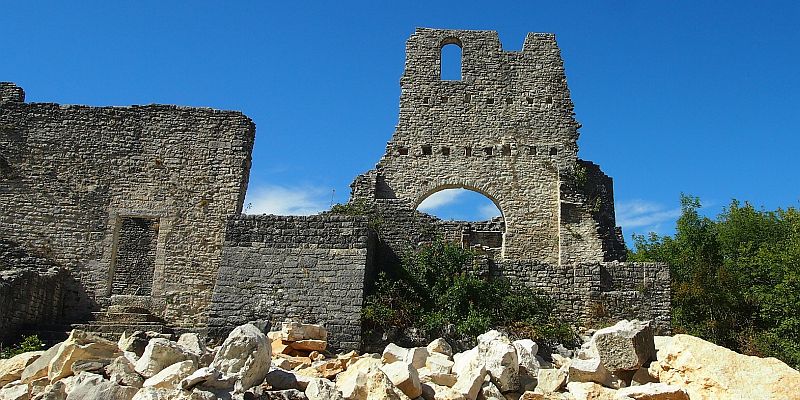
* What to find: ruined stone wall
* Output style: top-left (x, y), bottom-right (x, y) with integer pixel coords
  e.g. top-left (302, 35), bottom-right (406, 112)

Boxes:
top-left (492, 260), bottom-right (671, 334)
top-left (209, 215), bottom-right (374, 350)
top-left (352, 28), bottom-right (626, 264)
top-left (0, 83), bottom-right (255, 328)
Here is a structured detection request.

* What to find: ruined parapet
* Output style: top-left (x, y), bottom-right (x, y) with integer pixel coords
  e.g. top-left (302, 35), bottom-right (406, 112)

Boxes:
top-left (0, 82), bottom-right (25, 103)
top-left (0, 85), bottom-right (255, 329)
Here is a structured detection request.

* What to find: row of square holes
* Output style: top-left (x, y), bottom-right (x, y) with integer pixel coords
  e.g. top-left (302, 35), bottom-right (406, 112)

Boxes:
top-left (398, 145), bottom-right (558, 156)
top-left (421, 94), bottom-right (554, 105)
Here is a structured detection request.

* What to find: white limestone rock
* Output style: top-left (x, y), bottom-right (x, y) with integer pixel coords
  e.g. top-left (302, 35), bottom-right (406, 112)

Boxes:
top-left (64, 371), bottom-right (139, 400)
top-left (452, 362), bottom-right (486, 400)
top-left (567, 357), bottom-right (623, 389)
top-left (513, 339), bottom-right (539, 375)
top-left (421, 382), bottom-right (466, 400)
top-left (617, 382), bottom-right (690, 400)
top-left (21, 341), bottom-right (62, 384)
top-left (305, 378), bottom-right (344, 400)
top-left (280, 321), bottom-right (327, 342)
top-left (177, 333), bottom-right (208, 359)
top-left (382, 343), bottom-right (409, 364)
top-left (427, 338), bottom-right (453, 358)
top-left (476, 330), bottom-right (519, 392)
top-left (406, 347), bottom-right (430, 369)
top-left (142, 360), bottom-right (196, 389)
top-left (426, 353), bottom-right (455, 375)
top-left (48, 330), bottom-right (121, 382)
top-left (211, 323), bottom-right (271, 392)
top-left (105, 356), bottom-right (144, 388)
top-left (134, 338), bottom-right (195, 379)
top-left (335, 356), bottom-right (383, 399)
top-left (380, 361), bottom-right (423, 399)
top-left (0, 351), bottom-right (43, 387)
top-left (0, 381), bottom-right (30, 400)
top-left (593, 320), bottom-right (656, 373)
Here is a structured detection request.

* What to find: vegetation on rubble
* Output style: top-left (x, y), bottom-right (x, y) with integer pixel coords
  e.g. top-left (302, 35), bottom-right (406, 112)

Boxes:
top-left (362, 239), bottom-right (575, 345)
top-left (629, 194), bottom-right (800, 369)
top-left (0, 335), bottom-right (45, 359)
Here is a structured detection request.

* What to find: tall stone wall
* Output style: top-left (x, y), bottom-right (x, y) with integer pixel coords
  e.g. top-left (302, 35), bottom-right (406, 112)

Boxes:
top-left (0, 83), bottom-right (255, 328)
top-left (209, 215), bottom-right (375, 350)
top-left (352, 28), bottom-right (626, 264)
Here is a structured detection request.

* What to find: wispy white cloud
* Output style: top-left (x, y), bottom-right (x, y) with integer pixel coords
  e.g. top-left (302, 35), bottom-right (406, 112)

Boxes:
top-left (478, 203), bottom-right (502, 219)
top-left (243, 185), bottom-right (330, 215)
top-left (417, 189), bottom-right (464, 212)
top-left (616, 199), bottom-right (681, 233)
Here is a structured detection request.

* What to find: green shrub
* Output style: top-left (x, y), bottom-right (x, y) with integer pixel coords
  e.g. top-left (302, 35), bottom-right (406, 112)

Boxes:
top-left (363, 240), bottom-right (575, 344)
top-left (0, 335), bottom-right (45, 359)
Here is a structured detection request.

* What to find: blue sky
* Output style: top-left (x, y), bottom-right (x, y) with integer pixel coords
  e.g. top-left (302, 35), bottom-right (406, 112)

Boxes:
top-left (2, 1), bottom-right (799, 243)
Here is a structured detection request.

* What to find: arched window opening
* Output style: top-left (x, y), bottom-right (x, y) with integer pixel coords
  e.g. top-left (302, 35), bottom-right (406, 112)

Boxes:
top-left (416, 188), bottom-right (504, 252)
top-left (440, 43), bottom-right (462, 81)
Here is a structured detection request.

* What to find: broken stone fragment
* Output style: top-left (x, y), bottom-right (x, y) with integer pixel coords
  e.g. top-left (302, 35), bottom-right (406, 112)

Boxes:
top-left (0, 350), bottom-right (43, 386)
top-left (421, 381), bottom-right (466, 400)
top-left (211, 323), bottom-right (271, 392)
top-left (305, 377), bottom-right (344, 400)
top-left (567, 357), bottom-right (623, 388)
top-left (406, 347), bottom-right (430, 369)
top-left (565, 381), bottom-right (617, 400)
top-left (177, 333), bottom-right (208, 359)
top-left (535, 368), bottom-right (567, 394)
top-left (382, 343), bottom-right (409, 364)
top-left (280, 321), bottom-right (327, 342)
top-left (616, 382), bottom-right (689, 400)
top-left (418, 367), bottom-right (458, 387)
top-left (479, 380), bottom-right (505, 400)
top-left (142, 359), bottom-right (196, 389)
top-left (49, 330), bottom-right (121, 382)
top-left (380, 361), bottom-right (423, 399)
top-left (427, 338), bottom-right (453, 358)
top-left (513, 339), bottom-right (539, 375)
top-left (134, 338), bottom-right (195, 378)
top-left (289, 339), bottom-right (327, 352)
top-left (593, 320), bottom-right (656, 373)
top-left (452, 361), bottom-right (486, 400)
top-left (476, 330), bottom-right (519, 392)
top-left (21, 341), bottom-right (62, 384)
top-left (426, 352), bottom-right (455, 375)
top-left (335, 356), bottom-right (383, 399)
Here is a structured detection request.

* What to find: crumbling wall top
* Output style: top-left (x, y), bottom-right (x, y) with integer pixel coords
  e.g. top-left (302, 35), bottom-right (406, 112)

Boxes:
top-left (0, 82), bottom-right (25, 103)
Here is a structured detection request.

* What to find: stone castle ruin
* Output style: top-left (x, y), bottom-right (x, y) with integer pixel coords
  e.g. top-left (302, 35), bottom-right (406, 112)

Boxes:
top-left (0, 28), bottom-right (670, 351)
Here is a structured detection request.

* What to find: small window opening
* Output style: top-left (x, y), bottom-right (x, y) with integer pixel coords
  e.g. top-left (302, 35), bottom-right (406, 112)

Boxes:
top-left (549, 147), bottom-right (558, 156)
top-left (423, 97), bottom-right (430, 105)
top-left (506, 98), bottom-right (513, 105)
top-left (441, 42), bottom-right (462, 81)
top-left (545, 96), bottom-right (553, 104)
top-left (464, 147), bottom-right (472, 156)
top-left (441, 147), bottom-right (451, 156)
top-left (486, 98), bottom-right (495, 105)
top-left (398, 147), bottom-right (409, 156)
top-left (441, 96), bottom-right (448, 103)
top-left (502, 145), bottom-right (511, 156)
top-left (464, 94), bottom-right (471, 103)
top-left (527, 146), bottom-right (536, 156)
top-left (483, 146), bottom-right (494, 156)
top-left (526, 97), bottom-right (534, 105)
top-left (422, 145), bottom-right (432, 155)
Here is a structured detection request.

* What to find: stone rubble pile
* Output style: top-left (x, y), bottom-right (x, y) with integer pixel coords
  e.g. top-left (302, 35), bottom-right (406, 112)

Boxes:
top-left (1, 319), bottom-right (799, 400)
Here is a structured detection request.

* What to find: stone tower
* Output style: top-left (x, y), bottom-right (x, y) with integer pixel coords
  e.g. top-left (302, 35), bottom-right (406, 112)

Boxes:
top-left (352, 28), bottom-right (627, 264)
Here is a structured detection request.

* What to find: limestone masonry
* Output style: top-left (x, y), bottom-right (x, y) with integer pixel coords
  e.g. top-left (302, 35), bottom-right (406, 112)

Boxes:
top-left (0, 28), bottom-right (670, 350)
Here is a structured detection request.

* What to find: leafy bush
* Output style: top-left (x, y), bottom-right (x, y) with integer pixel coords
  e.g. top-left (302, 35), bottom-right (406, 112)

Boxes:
top-left (0, 335), bottom-right (45, 359)
top-left (629, 194), bottom-right (800, 369)
top-left (363, 240), bottom-right (575, 344)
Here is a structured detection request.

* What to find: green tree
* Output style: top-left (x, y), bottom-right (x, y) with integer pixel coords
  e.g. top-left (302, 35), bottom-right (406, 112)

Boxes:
top-left (629, 195), bottom-right (800, 368)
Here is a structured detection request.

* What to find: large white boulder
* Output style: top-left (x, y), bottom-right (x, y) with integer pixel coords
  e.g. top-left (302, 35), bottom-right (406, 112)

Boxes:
top-left (380, 361), bottom-right (423, 399)
top-left (593, 320), bottom-right (656, 373)
top-left (106, 355), bottom-right (144, 388)
top-left (427, 338), bottom-right (453, 358)
top-left (567, 357), bottom-right (623, 388)
top-left (382, 343), bottom-right (409, 364)
top-left (142, 360), bottom-right (196, 389)
top-left (0, 350), bottom-right (43, 386)
top-left (513, 339), bottom-right (539, 375)
top-left (451, 361), bottom-right (486, 400)
top-left (49, 330), bottom-right (121, 382)
top-left (21, 341), bottom-right (62, 384)
top-left (335, 356), bottom-right (382, 399)
top-left (134, 338), bottom-right (195, 378)
top-left (64, 371), bottom-right (139, 400)
top-left (211, 323), bottom-right (271, 392)
top-left (476, 330), bottom-right (519, 392)
top-left (652, 334), bottom-right (800, 400)
top-left (280, 321), bottom-right (327, 342)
